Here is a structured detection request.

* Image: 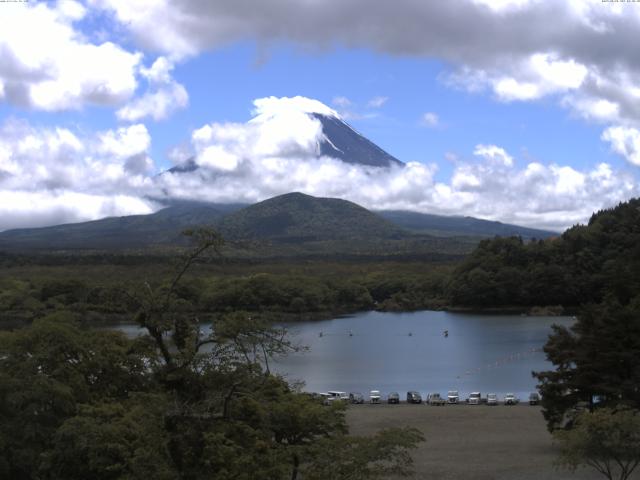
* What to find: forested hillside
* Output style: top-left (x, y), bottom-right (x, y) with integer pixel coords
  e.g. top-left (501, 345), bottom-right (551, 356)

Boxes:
top-left (447, 198), bottom-right (640, 309)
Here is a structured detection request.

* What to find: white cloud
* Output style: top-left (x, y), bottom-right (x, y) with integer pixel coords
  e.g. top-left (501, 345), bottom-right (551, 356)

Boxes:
top-left (0, 118), bottom-right (157, 230)
top-left (97, 124), bottom-right (151, 159)
top-left (116, 82), bottom-right (188, 122)
top-left (602, 126), bottom-right (640, 166)
top-left (565, 96), bottom-right (620, 122)
top-left (90, 0), bottom-right (199, 59)
top-left (89, 0), bottom-right (640, 139)
top-left (471, 0), bottom-right (536, 13)
top-left (473, 144), bottom-right (514, 167)
top-left (117, 56), bottom-right (189, 122)
top-left (253, 96), bottom-right (339, 119)
top-left (0, 1), bottom-right (141, 111)
top-left (493, 78), bottom-right (541, 101)
top-left (367, 96), bottom-right (388, 108)
top-left (0, 5), bottom-right (187, 122)
top-left (155, 96), bottom-right (638, 231)
top-left (140, 56), bottom-right (174, 84)
top-left (452, 53), bottom-right (589, 103)
top-left (0, 191), bottom-right (155, 231)
top-left (332, 96), bottom-right (352, 108)
top-left (421, 112), bottom-right (440, 128)
top-left (1, 96), bottom-right (637, 232)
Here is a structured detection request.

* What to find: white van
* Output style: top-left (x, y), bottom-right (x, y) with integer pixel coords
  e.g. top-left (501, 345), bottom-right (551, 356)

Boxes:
top-left (327, 391), bottom-right (349, 402)
top-left (467, 392), bottom-right (481, 405)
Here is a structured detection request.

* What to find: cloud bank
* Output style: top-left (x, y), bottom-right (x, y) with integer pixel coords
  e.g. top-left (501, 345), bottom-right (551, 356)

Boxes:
top-left (0, 96), bottom-right (637, 232)
top-left (91, 0), bottom-right (640, 167)
top-left (0, 2), bottom-right (188, 121)
top-left (157, 96), bottom-right (638, 232)
top-left (3, 0), bottom-right (640, 235)
top-left (0, 118), bottom-right (157, 230)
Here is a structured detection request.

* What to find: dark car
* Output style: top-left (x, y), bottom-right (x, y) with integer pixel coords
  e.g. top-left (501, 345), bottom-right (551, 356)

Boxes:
top-left (349, 392), bottom-right (364, 404)
top-left (529, 392), bottom-right (540, 405)
top-left (406, 391), bottom-right (422, 404)
top-left (388, 392), bottom-right (400, 404)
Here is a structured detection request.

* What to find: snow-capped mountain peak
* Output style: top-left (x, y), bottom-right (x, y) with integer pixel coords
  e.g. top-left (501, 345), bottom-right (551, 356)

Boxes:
top-left (250, 95), bottom-right (340, 122)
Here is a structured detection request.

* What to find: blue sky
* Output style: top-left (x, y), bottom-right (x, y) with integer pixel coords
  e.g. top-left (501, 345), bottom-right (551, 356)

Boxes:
top-left (0, 0), bottom-right (639, 231)
top-left (2, 41), bottom-right (621, 177)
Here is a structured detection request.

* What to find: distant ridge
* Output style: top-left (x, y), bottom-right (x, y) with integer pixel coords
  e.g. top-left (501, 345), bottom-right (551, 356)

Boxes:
top-left (217, 192), bottom-right (402, 242)
top-left (0, 192), bottom-right (555, 254)
top-left (0, 202), bottom-right (243, 251)
top-left (377, 210), bottom-right (557, 239)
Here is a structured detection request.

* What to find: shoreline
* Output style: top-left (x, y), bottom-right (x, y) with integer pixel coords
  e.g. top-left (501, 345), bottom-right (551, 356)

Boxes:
top-left (0, 305), bottom-right (576, 331)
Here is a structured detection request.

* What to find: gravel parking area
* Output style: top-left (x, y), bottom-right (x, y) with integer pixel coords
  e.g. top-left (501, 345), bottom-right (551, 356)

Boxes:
top-left (346, 403), bottom-right (625, 480)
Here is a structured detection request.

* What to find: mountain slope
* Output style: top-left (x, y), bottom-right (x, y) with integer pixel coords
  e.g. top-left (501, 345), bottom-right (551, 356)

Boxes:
top-left (312, 114), bottom-right (402, 167)
top-left (218, 192), bottom-right (403, 242)
top-left (163, 111), bottom-right (403, 175)
top-left (0, 192), bottom-right (556, 255)
top-left (0, 202), bottom-right (243, 251)
top-left (377, 210), bottom-right (557, 239)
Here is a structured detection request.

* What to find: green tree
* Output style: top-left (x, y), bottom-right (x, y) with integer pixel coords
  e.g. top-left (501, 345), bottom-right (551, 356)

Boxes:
top-left (0, 312), bottom-right (153, 479)
top-left (43, 394), bottom-right (175, 480)
top-left (534, 297), bottom-right (640, 431)
top-left (554, 408), bottom-right (640, 480)
top-left (1, 228), bottom-right (424, 479)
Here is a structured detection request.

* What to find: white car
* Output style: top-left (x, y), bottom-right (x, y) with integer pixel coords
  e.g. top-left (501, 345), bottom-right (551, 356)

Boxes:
top-left (467, 392), bottom-right (482, 405)
top-left (370, 390), bottom-right (381, 404)
top-left (487, 393), bottom-right (499, 406)
top-left (328, 391), bottom-right (349, 402)
top-left (447, 390), bottom-right (459, 404)
top-left (504, 393), bottom-right (520, 405)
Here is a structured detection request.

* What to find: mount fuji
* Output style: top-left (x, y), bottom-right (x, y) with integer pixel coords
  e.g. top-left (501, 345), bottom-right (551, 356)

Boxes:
top-left (167, 97), bottom-right (402, 174)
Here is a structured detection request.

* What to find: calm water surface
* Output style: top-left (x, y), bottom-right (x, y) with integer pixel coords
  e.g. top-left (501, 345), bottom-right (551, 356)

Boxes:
top-left (274, 310), bottom-right (573, 400)
top-left (113, 310), bottom-right (573, 400)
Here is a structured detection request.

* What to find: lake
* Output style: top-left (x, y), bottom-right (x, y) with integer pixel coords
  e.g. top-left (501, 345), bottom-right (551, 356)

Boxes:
top-left (274, 310), bottom-right (573, 400)
top-left (113, 310), bottom-right (573, 401)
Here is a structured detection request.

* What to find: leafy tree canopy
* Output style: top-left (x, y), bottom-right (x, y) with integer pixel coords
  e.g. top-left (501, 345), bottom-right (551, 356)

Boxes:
top-left (554, 407), bottom-right (640, 480)
top-left (0, 228), bottom-right (423, 479)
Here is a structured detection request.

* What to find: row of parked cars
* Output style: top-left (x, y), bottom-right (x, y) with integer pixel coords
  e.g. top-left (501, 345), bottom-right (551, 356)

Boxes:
top-left (320, 390), bottom-right (541, 406)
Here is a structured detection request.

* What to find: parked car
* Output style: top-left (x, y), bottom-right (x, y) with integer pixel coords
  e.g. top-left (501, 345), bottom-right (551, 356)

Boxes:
top-left (370, 390), bottom-right (381, 404)
top-left (328, 391), bottom-right (349, 402)
top-left (529, 392), bottom-right (540, 405)
top-left (319, 392), bottom-right (332, 405)
top-left (504, 393), bottom-right (519, 405)
top-left (487, 393), bottom-right (499, 406)
top-left (388, 392), bottom-right (400, 404)
top-left (349, 392), bottom-right (364, 404)
top-left (427, 393), bottom-right (446, 406)
top-left (406, 391), bottom-right (422, 404)
top-left (447, 390), bottom-right (459, 404)
top-left (467, 392), bottom-right (482, 405)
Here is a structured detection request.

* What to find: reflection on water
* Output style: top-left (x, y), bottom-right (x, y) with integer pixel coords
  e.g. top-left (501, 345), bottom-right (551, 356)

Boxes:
top-left (110, 310), bottom-right (573, 400)
top-left (273, 310), bottom-right (573, 400)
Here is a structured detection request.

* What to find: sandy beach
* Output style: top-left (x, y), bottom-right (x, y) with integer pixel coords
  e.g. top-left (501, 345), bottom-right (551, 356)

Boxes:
top-left (346, 403), bottom-right (630, 480)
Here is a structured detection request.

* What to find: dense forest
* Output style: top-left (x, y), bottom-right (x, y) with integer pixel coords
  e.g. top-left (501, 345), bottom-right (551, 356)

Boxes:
top-left (0, 230), bottom-right (423, 479)
top-left (524, 200), bottom-right (640, 436)
top-left (447, 198), bottom-right (640, 310)
top-left (1, 200), bottom-right (640, 477)
top-left (2, 199), bottom-right (640, 329)
top-left (0, 258), bottom-right (453, 328)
